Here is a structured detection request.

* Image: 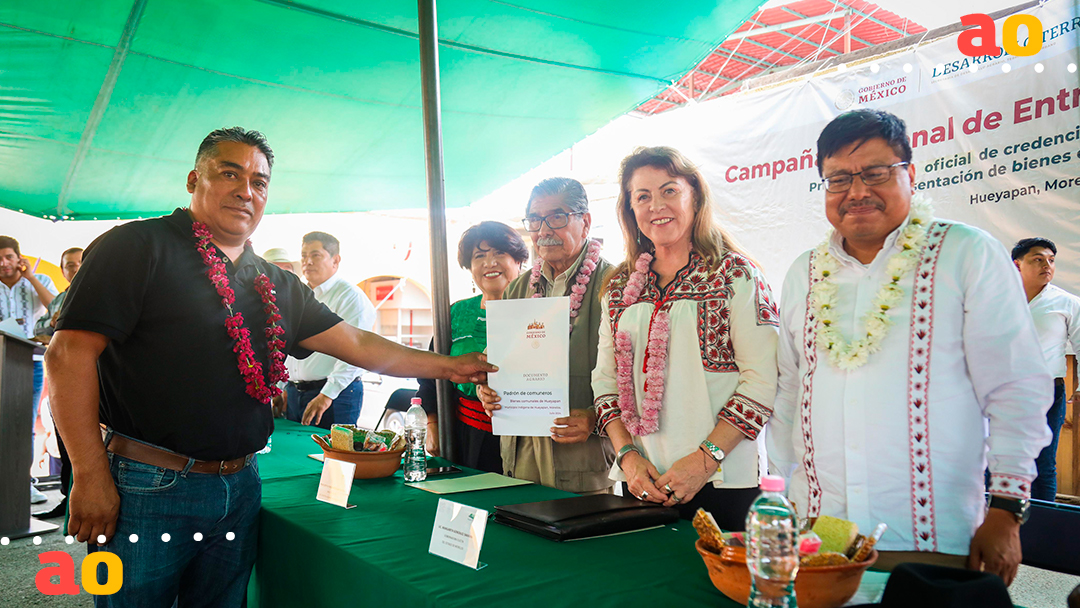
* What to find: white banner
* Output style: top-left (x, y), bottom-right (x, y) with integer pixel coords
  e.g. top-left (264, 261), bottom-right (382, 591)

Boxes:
top-left (577, 0), bottom-right (1080, 293)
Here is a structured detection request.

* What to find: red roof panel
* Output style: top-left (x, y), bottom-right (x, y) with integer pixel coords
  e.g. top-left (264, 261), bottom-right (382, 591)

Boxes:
top-left (638, 0), bottom-right (926, 114)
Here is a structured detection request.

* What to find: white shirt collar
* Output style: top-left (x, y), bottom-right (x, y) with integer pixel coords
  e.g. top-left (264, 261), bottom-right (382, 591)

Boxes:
top-left (0, 277), bottom-right (30, 293)
top-left (311, 272), bottom-right (344, 298)
top-left (541, 242), bottom-right (590, 284)
top-left (827, 214), bottom-right (913, 271)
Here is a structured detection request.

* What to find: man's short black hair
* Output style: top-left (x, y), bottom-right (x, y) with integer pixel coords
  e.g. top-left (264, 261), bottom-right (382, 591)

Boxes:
top-left (457, 221), bottom-right (529, 270)
top-left (0, 235), bottom-right (20, 257)
top-left (816, 109), bottom-right (912, 176)
top-left (195, 127), bottom-right (274, 171)
top-left (61, 247), bottom-right (84, 262)
top-left (1012, 237), bottom-right (1057, 260)
top-left (303, 231), bottom-right (340, 258)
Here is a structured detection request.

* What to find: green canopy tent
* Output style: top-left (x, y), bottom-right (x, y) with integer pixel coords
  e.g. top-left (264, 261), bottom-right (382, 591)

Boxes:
top-left (1, 0), bottom-right (763, 457)
top-left (1, 0), bottom-right (763, 220)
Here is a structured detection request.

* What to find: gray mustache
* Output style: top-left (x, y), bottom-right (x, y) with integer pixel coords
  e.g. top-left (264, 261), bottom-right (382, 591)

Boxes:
top-left (840, 201), bottom-right (885, 215)
top-left (537, 237), bottom-right (564, 246)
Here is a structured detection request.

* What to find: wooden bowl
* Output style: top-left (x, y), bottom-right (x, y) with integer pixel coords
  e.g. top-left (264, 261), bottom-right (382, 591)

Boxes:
top-left (312, 434), bottom-right (405, 479)
top-left (695, 540), bottom-right (878, 608)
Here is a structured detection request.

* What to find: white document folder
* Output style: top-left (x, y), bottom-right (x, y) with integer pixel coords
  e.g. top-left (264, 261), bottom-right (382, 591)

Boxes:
top-left (486, 297), bottom-right (570, 436)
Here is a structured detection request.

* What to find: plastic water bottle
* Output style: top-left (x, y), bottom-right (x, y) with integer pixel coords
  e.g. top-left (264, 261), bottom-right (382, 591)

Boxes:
top-left (403, 398), bottom-right (427, 482)
top-left (746, 475), bottom-right (800, 608)
top-left (256, 435), bottom-right (272, 454)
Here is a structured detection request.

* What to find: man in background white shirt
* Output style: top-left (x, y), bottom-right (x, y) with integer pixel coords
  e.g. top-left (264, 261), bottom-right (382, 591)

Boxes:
top-left (284, 231), bottom-right (376, 428)
top-left (768, 109), bottom-right (1051, 585)
top-left (1012, 237), bottom-right (1080, 501)
top-left (1, 235), bottom-right (59, 504)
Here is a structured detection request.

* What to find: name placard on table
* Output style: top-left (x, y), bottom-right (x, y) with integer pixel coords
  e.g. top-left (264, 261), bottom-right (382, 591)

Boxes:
top-left (316, 457), bottom-right (357, 509)
top-left (428, 498), bottom-right (489, 570)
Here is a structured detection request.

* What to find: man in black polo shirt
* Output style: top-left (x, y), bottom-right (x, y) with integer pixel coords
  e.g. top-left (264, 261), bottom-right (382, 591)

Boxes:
top-left (46, 127), bottom-right (494, 608)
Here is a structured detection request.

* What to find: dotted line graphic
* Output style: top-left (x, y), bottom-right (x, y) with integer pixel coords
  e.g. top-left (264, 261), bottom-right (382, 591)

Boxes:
top-left (2, 532), bottom-right (237, 545)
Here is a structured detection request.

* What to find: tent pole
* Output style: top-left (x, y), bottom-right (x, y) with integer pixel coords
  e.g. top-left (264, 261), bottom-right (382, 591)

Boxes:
top-left (418, 0), bottom-right (457, 463)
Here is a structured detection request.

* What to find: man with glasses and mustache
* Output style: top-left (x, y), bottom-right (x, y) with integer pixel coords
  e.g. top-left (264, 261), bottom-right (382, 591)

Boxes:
top-left (767, 110), bottom-right (1051, 586)
top-left (477, 177), bottom-right (616, 493)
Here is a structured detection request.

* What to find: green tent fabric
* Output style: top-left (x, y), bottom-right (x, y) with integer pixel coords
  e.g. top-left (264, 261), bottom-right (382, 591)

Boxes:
top-left (0, 0), bottom-right (763, 220)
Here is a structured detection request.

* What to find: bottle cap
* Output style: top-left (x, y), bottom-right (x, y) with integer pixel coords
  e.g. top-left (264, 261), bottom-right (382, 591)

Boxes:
top-left (410, 397), bottom-right (422, 406)
top-left (760, 475), bottom-right (785, 492)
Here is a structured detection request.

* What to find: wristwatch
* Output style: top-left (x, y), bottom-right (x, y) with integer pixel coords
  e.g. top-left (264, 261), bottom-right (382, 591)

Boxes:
top-left (988, 495), bottom-right (1031, 524)
top-left (699, 440), bottom-right (726, 464)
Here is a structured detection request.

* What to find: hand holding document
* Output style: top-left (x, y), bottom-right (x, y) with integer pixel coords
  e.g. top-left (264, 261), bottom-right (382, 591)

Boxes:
top-left (485, 297), bottom-right (570, 436)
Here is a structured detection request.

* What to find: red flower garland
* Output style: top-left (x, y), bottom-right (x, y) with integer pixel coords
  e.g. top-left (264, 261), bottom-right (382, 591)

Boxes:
top-left (193, 221), bottom-right (288, 404)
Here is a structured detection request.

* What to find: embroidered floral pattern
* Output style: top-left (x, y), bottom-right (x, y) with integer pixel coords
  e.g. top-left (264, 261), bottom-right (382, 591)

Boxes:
top-left (799, 250), bottom-right (824, 518)
top-left (906, 221), bottom-right (950, 552)
top-left (755, 277), bottom-right (780, 327)
top-left (608, 252), bottom-right (773, 374)
top-left (608, 251), bottom-right (775, 436)
top-left (721, 393), bottom-right (772, 440)
top-left (988, 474), bottom-right (1032, 500)
top-left (593, 393), bottom-right (620, 436)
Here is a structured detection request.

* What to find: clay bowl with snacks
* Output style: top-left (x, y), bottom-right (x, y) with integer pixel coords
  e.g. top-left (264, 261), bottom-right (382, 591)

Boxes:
top-left (695, 541), bottom-right (878, 608)
top-left (311, 434), bottom-right (405, 479)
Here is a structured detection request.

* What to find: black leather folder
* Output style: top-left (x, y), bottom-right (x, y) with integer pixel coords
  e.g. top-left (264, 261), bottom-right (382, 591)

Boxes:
top-left (494, 494), bottom-right (680, 541)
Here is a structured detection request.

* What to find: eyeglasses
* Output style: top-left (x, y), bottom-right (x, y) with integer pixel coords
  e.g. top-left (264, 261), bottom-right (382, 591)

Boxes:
top-left (522, 212), bottom-right (582, 232)
top-left (822, 162), bottom-right (909, 193)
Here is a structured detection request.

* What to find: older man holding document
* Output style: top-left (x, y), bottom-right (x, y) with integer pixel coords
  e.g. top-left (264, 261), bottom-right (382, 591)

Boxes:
top-left (479, 177), bottom-right (616, 494)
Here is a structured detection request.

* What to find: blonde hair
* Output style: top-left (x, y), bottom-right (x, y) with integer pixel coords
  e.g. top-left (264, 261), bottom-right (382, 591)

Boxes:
top-left (602, 146), bottom-right (748, 296)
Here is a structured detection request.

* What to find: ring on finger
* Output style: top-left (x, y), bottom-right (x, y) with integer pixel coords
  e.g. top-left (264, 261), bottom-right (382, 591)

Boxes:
top-left (672, 494), bottom-right (682, 503)
top-left (639, 490), bottom-right (649, 500)
top-left (663, 483), bottom-right (674, 494)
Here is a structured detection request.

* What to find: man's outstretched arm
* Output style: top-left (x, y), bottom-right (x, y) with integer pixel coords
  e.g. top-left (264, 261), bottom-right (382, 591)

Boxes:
top-left (299, 322), bottom-right (496, 385)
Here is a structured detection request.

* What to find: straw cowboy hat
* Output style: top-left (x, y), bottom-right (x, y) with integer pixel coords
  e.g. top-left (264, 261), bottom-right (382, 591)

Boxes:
top-left (262, 248), bottom-right (300, 275)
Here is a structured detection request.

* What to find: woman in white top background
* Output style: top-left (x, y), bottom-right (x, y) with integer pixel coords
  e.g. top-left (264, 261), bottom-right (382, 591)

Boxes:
top-left (592, 146), bottom-right (779, 529)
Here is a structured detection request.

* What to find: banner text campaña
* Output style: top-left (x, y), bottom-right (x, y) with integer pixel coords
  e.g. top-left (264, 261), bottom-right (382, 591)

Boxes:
top-left (724, 86), bottom-right (1080, 186)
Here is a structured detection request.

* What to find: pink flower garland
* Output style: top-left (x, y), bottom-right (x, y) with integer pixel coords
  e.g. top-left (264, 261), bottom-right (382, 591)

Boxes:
top-left (530, 239), bottom-right (602, 329)
top-left (621, 253), bottom-right (652, 305)
top-left (615, 252), bottom-right (671, 436)
top-left (193, 221), bottom-right (288, 404)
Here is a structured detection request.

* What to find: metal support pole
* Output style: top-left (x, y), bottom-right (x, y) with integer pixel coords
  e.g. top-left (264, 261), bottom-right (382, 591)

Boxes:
top-left (844, 12), bottom-right (852, 55)
top-left (418, 0), bottom-right (457, 463)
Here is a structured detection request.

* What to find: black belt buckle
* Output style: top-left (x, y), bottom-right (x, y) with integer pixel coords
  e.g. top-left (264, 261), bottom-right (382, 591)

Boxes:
top-left (292, 378), bottom-right (328, 392)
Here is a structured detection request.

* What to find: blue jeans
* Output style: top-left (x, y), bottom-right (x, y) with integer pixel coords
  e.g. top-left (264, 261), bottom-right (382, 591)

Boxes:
top-left (285, 378), bottom-right (363, 430)
top-left (1032, 380), bottom-right (1067, 501)
top-left (90, 446), bottom-right (261, 608)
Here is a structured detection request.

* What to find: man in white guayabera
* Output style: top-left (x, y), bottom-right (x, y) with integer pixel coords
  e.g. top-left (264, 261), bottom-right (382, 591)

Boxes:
top-left (767, 109), bottom-right (1051, 586)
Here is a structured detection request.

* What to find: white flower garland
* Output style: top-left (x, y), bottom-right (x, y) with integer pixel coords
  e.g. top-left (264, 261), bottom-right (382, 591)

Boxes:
top-left (811, 195), bottom-right (934, 370)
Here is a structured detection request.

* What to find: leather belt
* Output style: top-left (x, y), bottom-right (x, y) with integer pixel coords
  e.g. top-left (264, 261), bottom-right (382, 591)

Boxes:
top-left (291, 378), bottom-right (327, 392)
top-left (101, 426), bottom-right (251, 476)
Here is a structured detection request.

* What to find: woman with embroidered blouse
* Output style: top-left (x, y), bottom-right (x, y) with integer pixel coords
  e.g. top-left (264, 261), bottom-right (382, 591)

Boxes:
top-left (592, 146), bottom-right (779, 529)
top-left (416, 221), bottom-right (528, 473)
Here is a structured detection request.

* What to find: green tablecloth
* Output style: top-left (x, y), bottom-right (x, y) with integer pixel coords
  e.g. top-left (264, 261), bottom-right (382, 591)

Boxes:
top-left (250, 419), bottom-right (741, 608)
